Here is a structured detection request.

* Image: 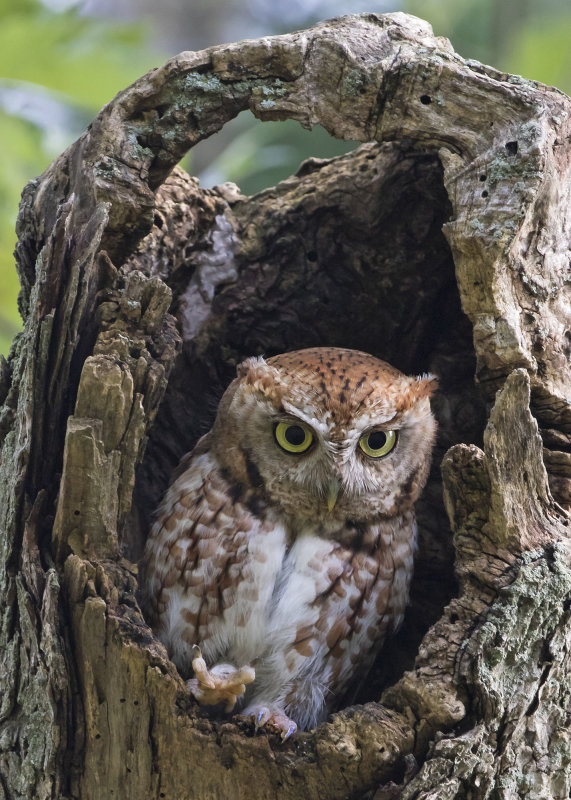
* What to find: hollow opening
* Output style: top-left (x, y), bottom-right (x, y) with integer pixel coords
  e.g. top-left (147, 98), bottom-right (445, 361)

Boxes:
top-left (129, 139), bottom-right (487, 719)
top-left (186, 113), bottom-right (358, 195)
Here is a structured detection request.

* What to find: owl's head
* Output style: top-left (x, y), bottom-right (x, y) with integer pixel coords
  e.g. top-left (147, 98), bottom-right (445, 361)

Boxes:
top-left (211, 347), bottom-right (437, 523)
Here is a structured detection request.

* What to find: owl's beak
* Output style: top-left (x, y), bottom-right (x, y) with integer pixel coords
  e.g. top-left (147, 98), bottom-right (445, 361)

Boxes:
top-left (327, 478), bottom-right (340, 512)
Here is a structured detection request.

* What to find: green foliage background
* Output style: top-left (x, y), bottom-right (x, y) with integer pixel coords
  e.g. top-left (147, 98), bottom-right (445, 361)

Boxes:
top-left (2, 0), bottom-right (571, 357)
top-left (0, 0), bottom-right (160, 355)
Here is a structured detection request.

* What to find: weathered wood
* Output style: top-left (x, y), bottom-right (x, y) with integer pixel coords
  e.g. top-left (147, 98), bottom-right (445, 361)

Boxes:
top-left (1, 11), bottom-right (570, 800)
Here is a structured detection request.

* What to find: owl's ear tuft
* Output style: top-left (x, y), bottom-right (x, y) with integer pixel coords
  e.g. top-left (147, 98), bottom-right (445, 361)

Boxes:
top-left (236, 357), bottom-right (285, 404)
top-left (410, 373), bottom-right (439, 400)
top-left (236, 356), bottom-right (266, 381)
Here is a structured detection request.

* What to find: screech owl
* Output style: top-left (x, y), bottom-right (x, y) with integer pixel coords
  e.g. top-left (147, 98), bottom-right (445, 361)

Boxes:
top-left (142, 347), bottom-right (437, 738)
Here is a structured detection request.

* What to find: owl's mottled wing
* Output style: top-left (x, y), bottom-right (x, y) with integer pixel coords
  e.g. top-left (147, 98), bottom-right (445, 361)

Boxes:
top-left (271, 515), bottom-right (416, 725)
top-left (321, 518), bottom-right (414, 690)
top-left (142, 435), bottom-right (276, 673)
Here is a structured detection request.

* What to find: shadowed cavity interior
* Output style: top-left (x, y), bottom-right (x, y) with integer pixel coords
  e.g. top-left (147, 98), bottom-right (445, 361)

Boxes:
top-left (131, 140), bottom-right (486, 709)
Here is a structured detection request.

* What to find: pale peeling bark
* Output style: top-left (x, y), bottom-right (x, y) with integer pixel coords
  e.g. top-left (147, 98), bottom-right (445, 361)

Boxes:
top-left (1, 12), bottom-right (570, 800)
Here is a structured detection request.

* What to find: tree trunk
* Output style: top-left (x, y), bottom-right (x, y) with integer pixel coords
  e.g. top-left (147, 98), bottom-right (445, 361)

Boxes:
top-left (1, 12), bottom-right (570, 800)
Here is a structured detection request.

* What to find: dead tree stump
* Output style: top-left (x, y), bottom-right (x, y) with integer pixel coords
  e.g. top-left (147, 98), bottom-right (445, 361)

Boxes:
top-left (1, 12), bottom-right (570, 800)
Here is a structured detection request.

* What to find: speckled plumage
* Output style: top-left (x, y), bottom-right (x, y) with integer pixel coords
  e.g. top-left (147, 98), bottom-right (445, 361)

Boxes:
top-left (142, 347), bottom-right (437, 734)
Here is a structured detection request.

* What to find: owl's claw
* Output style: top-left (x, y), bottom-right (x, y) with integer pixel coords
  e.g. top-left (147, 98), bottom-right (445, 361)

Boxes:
top-left (245, 705), bottom-right (298, 740)
top-left (186, 646), bottom-right (255, 712)
top-left (282, 722), bottom-right (297, 742)
top-left (255, 708), bottom-right (270, 731)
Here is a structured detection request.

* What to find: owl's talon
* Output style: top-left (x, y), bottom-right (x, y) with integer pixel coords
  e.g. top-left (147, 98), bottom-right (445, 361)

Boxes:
top-left (186, 650), bottom-right (255, 710)
top-left (246, 705), bottom-right (297, 740)
top-left (282, 722), bottom-right (297, 742)
top-left (254, 707), bottom-right (271, 731)
top-left (190, 646), bottom-right (216, 689)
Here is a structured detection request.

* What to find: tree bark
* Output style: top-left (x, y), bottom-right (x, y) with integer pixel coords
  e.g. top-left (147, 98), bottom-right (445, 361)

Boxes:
top-left (1, 11), bottom-right (570, 800)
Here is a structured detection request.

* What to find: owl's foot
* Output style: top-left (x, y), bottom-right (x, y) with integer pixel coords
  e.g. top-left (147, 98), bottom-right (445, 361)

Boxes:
top-left (186, 646), bottom-right (255, 713)
top-left (244, 704), bottom-right (297, 741)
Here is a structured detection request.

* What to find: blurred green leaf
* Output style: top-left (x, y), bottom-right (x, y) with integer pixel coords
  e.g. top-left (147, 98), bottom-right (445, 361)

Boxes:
top-left (500, 16), bottom-right (571, 94)
top-left (0, 112), bottom-right (45, 355)
top-left (0, 0), bottom-right (42, 17)
top-left (0, 0), bottom-right (162, 356)
top-left (405, 0), bottom-right (494, 62)
top-left (0, 8), bottom-right (157, 109)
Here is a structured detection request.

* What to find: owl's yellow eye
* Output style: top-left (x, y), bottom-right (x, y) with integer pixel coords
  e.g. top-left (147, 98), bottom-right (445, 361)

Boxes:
top-left (359, 429), bottom-right (397, 458)
top-left (274, 422), bottom-right (314, 454)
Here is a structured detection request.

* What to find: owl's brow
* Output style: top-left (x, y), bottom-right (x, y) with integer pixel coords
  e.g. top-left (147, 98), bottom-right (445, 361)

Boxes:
top-left (352, 397), bottom-right (402, 423)
top-left (351, 386), bottom-right (381, 417)
top-left (277, 400), bottom-right (333, 438)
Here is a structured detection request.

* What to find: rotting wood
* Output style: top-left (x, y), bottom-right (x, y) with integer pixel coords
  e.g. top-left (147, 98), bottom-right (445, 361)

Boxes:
top-left (1, 12), bottom-right (570, 800)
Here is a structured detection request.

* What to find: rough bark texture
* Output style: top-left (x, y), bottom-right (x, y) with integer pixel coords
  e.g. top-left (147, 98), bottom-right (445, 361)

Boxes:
top-left (1, 12), bottom-right (570, 800)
